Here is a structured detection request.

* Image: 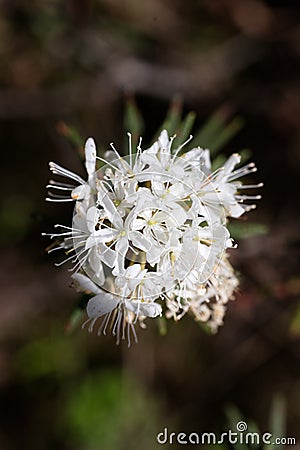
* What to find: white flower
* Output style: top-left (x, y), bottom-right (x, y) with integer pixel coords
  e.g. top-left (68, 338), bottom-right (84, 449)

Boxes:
top-left (165, 253), bottom-right (239, 331)
top-left (87, 184), bottom-right (152, 274)
top-left (104, 173), bottom-right (137, 217)
top-left (44, 125), bottom-right (262, 345)
top-left (72, 271), bottom-right (162, 346)
top-left (190, 153), bottom-right (262, 222)
top-left (131, 206), bottom-right (185, 267)
top-left (43, 204), bottom-right (106, 285)
top-left (47, 138), bottom-right (97, 209)
top-left (114, 264), bottom-right (148, 297)
top-left (140, 130), bottom-right (192, 182)
top-left (175, 223), bottom-right (231, 282)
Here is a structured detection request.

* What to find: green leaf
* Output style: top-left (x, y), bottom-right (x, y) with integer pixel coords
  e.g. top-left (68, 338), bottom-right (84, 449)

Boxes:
top-left (193, 109), bottom-right (244, 155)
top-left (225, 405), bottom-right (260, 450)
top-left (211, 154), bottom-right (227, 171)
top-left (239, 148), bottom-right (252, 165)
top-left (228, 222), bottom-right (268, 240)
top-left (157, 316), bottom-right (167, 336)
top-left (267, 394), bottom-right (286, 450)
top-left (64, 308), bottom-right (85, 335)
top-left (210, 117), bottom-right (244, 155)
top-left (124, 95), bottom-right (145, 145)
top-left (225, 404), bottom-right (245, 429)
top-left (56, 122), bottom-right (84, 153)
top-left (193, 110), bottom-right (227, 151)
top-left (175, 111), bottom-right (196, 148)
top-left (197, 321), bottom-right (212, 334)
top-left (158, 95), bottom-right (182, 136)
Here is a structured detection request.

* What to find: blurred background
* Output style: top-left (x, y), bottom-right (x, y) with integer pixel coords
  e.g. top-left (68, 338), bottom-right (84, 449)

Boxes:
top-left (0, 1), bottom-right (300, 449)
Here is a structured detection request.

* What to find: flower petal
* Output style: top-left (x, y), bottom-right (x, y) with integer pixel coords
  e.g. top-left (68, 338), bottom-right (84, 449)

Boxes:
top-left (71, 273), bottom-right (101, 294)
top-left (125, 300), bottom-right (162, 318)
top-left (85, 138), bottom-right (97, 181)
top-left (85, 228), bottom-right (116, 250)
top-left (97, 184), bottom-right (123, 229)
top-left (86, 206), bottom-right (99, 233)
top-left (140, 302), bottom-right (162, 317)
top-left (87, 293), bottom-right (119, 319)
top-left (129, 230), bottom-right (151, 251)
top-left (130, 218), bottom-right (145, 231)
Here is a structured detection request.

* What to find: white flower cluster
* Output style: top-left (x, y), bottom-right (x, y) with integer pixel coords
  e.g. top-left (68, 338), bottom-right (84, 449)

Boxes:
top-left (44, 130), bottom-right (262, 345)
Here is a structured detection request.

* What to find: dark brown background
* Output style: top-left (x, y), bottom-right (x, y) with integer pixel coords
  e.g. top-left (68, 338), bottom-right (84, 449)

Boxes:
top-left (0, 1), bottom-right (300, 449)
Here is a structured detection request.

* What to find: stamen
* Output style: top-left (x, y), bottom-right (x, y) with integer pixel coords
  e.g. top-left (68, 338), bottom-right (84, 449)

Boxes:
top-left (54, 253), bottom-right (77, 267)
top-left (97, 311), bottom-right (112, 336)
top-left (137, 137), bottom-right (143, 161)
top-left (236, 195), bottom-right (262, 201)
top-left (54, 224), bottom-right (84, 232)
top-left (46, 184), bottom-right (73, 191)
top-left (127, 319), bottom-right (131, 347)
top-left (88, 317), bottom-right (97, 333)
top-left (204, 167), bottom-right (225, 184)
top-left (46, 197), bottom-right (74, 203)
top-left (82, 317), bottom-right (91, 330)
top-left (238, 182), bottom-right (264, 189)
top-left (47, 245), bottom-right (65, 253)
top-left (227, 164), bottom-right (257, 181)
top-left (110, 142), bottom-right (122, 160)
top-left (122, 310), bottom-right (126, 340)
top-left (112, 308), bottom-right (122, 337)
top-left (127, 132), bottom-right (133, 169)
top-left (129, 322), bottom-right (138, 347)
top-left (244, 204), bottom-right (257, 211)
top-left (49, 162), bottom-right (85, 184)
top-left (172, 134), bottom-right (193, 160)
top-left (95, 156), bottom-right (123, 174)
top-left (48, 180), bottom-right (75, 188)
top-left (41, 231), bottom-right (78, 238)
top-left (102, 311), bottom-right (113, 336)
top-left (97, 179), bottom-right (114, 192)
top-left (55, 245), bottom-right (87, 268)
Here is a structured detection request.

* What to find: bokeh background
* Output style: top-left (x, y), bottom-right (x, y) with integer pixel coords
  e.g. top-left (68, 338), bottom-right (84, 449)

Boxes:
top-left (1, 1), bottom-right (300, 449)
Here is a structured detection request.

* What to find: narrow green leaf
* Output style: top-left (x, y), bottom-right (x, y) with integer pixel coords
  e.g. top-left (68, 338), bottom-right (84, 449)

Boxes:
top-left (268, 394), bottom-right (286, 450)
top-left (157, 316), bottom-right (167, 336)
top-left (239, 148), bottom-right (252, 165)
top-left (193, 108), bottom-right (244, 156)
top-left (225, 404), bottom-right (245, 429)
top-left (175, 111), bottom-right (196, 148)
top-left (56, 122), bottom-right (85, 160)
top-left (158, 95), bottom-right (182, 136)
top-left (209, 117), bottom-right (245, 155)
top-left (211, 154), bottom-right (226, 171)
top-left (124, 95), bottom-right (144, 146)
top-left (225, 405), bottom-right (249, 450)
top-left (196, 321), bottom-right (212, 334)
top-left (65, 308), bottom-right (85, 335)
top-left (193, 110), bottom-right (227, 151)
top-left (225, 405), bottom-right (260, 450)
top-left (228, 222), bottom-right (268, 240)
